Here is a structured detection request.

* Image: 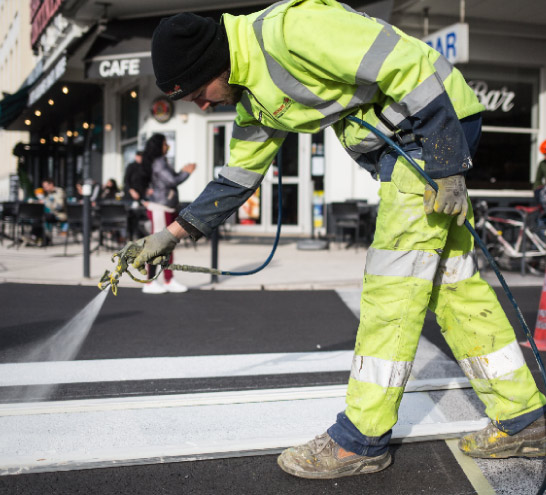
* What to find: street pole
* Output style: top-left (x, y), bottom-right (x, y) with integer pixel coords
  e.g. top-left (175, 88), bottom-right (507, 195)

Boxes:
top-left (211, 228), bottom-right (219, 284)
top-left (82, 129), bottom-right (92, 278)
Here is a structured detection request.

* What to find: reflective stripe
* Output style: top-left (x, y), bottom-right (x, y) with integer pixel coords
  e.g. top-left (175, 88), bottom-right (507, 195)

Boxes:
top-left (355, 24), bottom-right (399, 84)
top-left (382, 73), bottom-right (444, 126)
top-left (350, 354), bottom-right (412, 388)
top-left (339, 2), bottom-right (367, 17)
top-left (253, 6), bottom-right (344, 116)
top-left (365, 247), bottom-right (440, 281)
top-left (433, 252), bottom-right (477, 286)
top-left (232, 123), bottom-right (287, 142)
top-left (346, 83), bottom-right (379, 110)
top-left (219, 166), bottom-right (264, 189)
top-left (240, 92), bottom-right (254, 116)
top-left (458, 341), bottom-right (527, 381)
top-left (434, 54), bottom-right (453, 82)
top-left (347, 119), bottom-right (392, 153)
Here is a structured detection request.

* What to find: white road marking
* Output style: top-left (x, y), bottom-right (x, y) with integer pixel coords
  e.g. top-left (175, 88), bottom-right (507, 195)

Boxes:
top-left (0, 388), bottom-right (487, 476)
top-left (0, 351), bottom-right (353, 386)
top-left (0, 377), bottom-right (471, 417)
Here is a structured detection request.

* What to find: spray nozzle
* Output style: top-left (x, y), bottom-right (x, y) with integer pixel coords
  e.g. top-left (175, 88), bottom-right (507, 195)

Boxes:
top-left (98, 240), bottom-right (158, 295)
top-left (98, 239), bottom-right (226, 295)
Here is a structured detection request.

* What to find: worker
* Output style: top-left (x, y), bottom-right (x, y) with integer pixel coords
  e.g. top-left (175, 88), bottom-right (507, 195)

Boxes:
top-left (133, 0), bottom-right (546, 479)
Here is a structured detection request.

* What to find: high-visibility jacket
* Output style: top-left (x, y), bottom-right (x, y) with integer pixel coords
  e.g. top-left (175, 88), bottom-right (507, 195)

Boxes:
top-left (178, 0), bottom-right (484, 239)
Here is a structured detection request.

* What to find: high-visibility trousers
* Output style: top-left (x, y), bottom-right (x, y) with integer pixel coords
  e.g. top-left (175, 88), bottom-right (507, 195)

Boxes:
top-left (345, 157), bottom-right (546, 439)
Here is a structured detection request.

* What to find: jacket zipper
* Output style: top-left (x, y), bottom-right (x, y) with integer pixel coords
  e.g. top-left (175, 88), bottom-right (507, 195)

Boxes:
top-left (246, 90), bottom-right (291, 131)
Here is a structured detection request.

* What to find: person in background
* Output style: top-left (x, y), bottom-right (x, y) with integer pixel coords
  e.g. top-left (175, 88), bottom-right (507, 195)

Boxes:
top-left (124, 151), bottom-right (149, 204)
top-left (74, 179), bottom-right (101, 207)
top-left (100, 178), bottom-right (120, 201)
top-left (124, 151), bottom-right (150, 239)
top-left (42, 178), bottom-right (67, 225)
top-left (28, 177), bottom-right (67, 244)
top-left (141, 133), bottom-right (196, 294)
top-left (533, 140), bottom-right (546, 208)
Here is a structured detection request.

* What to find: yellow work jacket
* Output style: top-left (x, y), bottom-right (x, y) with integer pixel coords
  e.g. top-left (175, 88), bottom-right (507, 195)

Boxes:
top-left (179, 0), bottom-right (484, 238)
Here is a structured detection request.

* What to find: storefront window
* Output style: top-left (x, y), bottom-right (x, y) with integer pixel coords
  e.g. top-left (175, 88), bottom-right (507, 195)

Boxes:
top-left (120, 86), bottom-right (139, 141)
top-left (461, 65), bottom-right (539, 190)
top-left (273, 183), bottom-right (298, 225)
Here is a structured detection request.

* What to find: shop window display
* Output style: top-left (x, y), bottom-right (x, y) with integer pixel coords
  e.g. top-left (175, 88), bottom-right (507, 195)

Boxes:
top-left (462, 65), bottom-right (539, 190)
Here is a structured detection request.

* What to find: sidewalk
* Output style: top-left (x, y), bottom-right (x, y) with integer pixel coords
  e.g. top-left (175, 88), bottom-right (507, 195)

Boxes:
top-left (0, 235), bottom-right (543, 291)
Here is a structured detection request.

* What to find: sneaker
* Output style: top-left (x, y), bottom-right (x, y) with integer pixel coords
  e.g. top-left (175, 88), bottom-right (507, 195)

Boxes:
top-left (164, 279), bottom-right (188, 293)
top-left (142, 280), bottom-right (167, 294)
top-left (459, 416), bottom-right (546, 458)
top-left (277, 432), bottom-right (391, 479)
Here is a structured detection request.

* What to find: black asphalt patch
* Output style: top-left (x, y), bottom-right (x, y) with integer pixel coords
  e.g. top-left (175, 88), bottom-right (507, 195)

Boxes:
top-left (0, 441), bottom-right (476, 495)
top-left (0, 284), bottom-right (358, 362)
top-left (0, 371), bottom-right (350, 403)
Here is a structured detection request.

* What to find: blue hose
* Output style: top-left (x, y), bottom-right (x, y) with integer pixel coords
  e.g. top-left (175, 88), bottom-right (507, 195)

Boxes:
top-left (218, 158), bottom-right (283, 276)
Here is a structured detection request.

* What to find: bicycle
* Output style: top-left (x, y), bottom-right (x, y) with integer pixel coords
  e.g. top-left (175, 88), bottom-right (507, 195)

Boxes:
top-left (474, 201), bottom-right (546, 275)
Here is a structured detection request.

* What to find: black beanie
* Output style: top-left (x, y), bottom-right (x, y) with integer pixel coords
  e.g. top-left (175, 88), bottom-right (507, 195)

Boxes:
top-left (152, 13), bottom-right (231, 100)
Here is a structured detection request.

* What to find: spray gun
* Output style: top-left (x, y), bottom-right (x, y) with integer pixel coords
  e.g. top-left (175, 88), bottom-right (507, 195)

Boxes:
top-left (98, 239), bottom-right (223, 295)
top-left (98, 155), bottom-right (285, 295)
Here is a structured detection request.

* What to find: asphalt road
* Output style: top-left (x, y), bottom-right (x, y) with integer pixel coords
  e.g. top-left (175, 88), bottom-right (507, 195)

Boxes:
top-left (0, 283), bottom-right (545, 495)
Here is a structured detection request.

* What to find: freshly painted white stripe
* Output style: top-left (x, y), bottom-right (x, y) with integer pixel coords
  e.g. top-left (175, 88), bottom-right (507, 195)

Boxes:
top-left (433, 251), bottom-right (477, 286)
top-left (0, 417), bottom-right (489, 476)
top-left (365, 247), bottom-right (440, 281)
top-left (0, 377), bottom-right (471, 417)
top-left (445, 439), bottom-right (497, 495)
top-left (0, 418), bottom-right (489, 476)
top-left (350, 355), bottom-right (413, 388)
top-left (458, 341), bottom-right (527, 381)
top-left (0, 384), bottom-right (484, 476)
top-left (0, 351), bottom-right (354, 387)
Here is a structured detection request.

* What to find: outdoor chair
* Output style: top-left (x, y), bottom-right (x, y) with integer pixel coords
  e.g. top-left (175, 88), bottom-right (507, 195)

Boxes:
top-left (0, 201), bottom-right (17, 245)
top-left (98, 202), bottom-right (128, 250)
top-left (14, 202), bottom-right (46, 249)
top-left (63, 203), bottom-right (85, 255)
top-left (329, 201), bottom-right (368, 249)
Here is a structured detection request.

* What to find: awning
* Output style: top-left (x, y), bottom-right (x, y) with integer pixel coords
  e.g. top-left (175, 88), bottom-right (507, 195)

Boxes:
top-left (0, 86), bottom-right (31, 129)
top-left (84, 17), bottom-right (163, 80)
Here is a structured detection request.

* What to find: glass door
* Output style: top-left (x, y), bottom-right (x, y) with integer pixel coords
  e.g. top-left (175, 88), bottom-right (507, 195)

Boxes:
top-left (208, 122), bottom-right (308, 233)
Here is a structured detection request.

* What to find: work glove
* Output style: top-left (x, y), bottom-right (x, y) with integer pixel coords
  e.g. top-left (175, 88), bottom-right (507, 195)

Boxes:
top-left (423, 174), bottom-right (468, 227)
top-left (132, 228), bottom-right (180, 275)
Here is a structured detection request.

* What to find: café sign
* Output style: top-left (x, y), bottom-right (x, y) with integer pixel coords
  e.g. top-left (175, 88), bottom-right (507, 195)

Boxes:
top-left (468, 80), bottom-right (515, 113)
top-left (86, 53), bottom-right (153, 79)
top-left (423, 23), bottom-right (469, 64)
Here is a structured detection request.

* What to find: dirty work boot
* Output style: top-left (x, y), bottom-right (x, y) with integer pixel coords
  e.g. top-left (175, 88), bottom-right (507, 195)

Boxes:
top-left (277, 432), bottom-right (392, 479)
top-left (459, 416), bottom-right (546, 458)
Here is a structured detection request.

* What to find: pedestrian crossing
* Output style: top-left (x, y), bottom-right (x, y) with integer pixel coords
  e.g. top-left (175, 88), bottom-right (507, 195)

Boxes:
top-left (0, 362), bottom-right (485, 475)
top-left (0, 288), bottom-right (489, 476)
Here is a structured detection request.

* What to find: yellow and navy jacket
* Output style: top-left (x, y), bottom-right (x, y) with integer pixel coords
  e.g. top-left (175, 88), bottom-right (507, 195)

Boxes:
top-left (178, 0), bottom-right (484, 239)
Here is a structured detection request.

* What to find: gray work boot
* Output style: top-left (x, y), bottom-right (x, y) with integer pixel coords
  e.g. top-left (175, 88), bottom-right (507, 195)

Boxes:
top-left (277, 432), bottom-right (392, 479)
top-left (459, 416), bottom-right (546, 458)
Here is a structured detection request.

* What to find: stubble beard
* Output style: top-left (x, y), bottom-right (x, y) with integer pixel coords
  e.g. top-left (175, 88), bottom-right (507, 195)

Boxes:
top-left (219, 69), bottom-right (243, 106)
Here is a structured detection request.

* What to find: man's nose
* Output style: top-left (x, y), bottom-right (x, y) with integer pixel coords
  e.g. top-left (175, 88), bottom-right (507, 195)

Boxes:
top-left (195, 99), bottom-right (210, 111)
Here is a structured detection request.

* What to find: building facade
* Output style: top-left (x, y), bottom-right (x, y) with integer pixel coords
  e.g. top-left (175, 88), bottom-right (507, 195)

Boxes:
top-left (0, 0), bottom-right (36, 200)
top-left (1, 0), bottom-right (546, 236)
